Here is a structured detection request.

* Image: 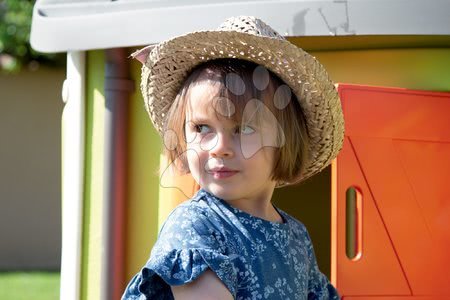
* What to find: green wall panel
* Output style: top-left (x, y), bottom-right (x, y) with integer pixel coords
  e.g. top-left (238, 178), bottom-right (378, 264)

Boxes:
top-left (82, 50), bottom-right (106, 300)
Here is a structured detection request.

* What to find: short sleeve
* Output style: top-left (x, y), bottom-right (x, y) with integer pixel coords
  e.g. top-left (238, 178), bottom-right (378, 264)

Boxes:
top-left (121, 204), bottom-right (238, 300)
top-left (305, 230), bottom-right (341, 300)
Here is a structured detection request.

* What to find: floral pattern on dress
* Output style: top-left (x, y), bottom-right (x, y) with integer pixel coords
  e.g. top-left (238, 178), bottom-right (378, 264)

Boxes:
top-left (122, 189), bottom-right (341, 300)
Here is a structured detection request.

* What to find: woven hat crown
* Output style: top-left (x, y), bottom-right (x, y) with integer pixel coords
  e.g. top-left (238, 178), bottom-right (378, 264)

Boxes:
top-left (217, 16), bottom-right (284, 39)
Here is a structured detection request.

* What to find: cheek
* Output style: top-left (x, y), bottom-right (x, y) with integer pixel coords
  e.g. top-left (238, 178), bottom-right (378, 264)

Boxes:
top-left (240, 135), bottom-right (263, 159)
top-left (247, 148), bottom-right (276, 175)
top-left (240, 128), bottom-right (280, 159)
top-left (185, 148), bottom-right (209, 172)
top-left (184, 129), bottom-right (197, 145)
top-left (185, 149), bottom-right (201, 182)
top-left (186, 149), bottom-right (199, 169)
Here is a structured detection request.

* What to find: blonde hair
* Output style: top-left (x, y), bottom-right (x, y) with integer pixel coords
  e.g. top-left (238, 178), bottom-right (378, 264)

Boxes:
top-left (163, 59), bottom-right (310, 184)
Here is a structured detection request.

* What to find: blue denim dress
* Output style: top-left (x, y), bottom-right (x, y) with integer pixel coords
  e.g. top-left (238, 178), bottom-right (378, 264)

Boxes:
top-left (122, 189), bottom-right (340, 300)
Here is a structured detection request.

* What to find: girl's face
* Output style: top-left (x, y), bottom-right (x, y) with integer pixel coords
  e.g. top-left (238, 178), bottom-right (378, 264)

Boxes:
top-left (184, 81), bottom-right (279, 203)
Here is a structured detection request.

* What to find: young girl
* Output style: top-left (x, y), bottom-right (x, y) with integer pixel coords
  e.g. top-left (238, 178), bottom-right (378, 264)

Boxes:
top-left (123, 16), bottom-right (344, 299)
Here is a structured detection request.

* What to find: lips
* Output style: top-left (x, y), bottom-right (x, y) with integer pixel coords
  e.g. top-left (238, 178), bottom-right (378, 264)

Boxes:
top-left (208, 166), bottom-right (237, 172)
top-left (206, 166), bottom-right (239, 179)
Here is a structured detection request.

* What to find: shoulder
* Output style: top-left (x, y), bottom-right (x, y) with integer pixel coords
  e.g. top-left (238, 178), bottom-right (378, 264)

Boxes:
top-left (122, 190), bottom-right (240, 299)
top-left (165, 189), bottom-right (218, 219)
top-left (276, 207), bottom-right (312, 240)
top-left (276, 208), bottom-right (319, 263)
top-left (160, 190), bottom-right (219, 234)
top-left (276, 208), bottom-right (307, 230)
top-left (155, 190), bottom-right (230, 251)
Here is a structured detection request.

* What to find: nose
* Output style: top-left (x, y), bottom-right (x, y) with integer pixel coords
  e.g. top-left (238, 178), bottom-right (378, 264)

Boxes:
top-left (209, 132), bottom-right (235, 158)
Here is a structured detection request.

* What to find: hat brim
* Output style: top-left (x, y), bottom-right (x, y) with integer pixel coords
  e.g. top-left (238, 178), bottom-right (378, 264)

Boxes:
top-left (137, 30), bottom-right (344, 184)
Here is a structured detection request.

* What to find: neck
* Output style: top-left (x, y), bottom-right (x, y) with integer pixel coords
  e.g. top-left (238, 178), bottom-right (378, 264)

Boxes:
top-left (223, 183), bottom-right (282, 223)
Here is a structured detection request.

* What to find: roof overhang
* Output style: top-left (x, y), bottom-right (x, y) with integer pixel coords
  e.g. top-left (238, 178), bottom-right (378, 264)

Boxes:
top-left (30, 0), bottom-right (450, 53)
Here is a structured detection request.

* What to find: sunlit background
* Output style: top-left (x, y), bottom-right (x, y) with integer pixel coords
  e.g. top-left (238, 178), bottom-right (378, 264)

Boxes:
top-left (0, 1), bottom-right (64, 299)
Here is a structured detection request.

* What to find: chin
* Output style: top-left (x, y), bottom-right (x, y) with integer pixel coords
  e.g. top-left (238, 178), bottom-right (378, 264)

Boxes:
top-left (203, 184), bottom-right (240, 201)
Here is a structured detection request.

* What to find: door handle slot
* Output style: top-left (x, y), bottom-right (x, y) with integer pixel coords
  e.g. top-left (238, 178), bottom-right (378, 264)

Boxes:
top-left (346, 186), bottom-right (363, 261)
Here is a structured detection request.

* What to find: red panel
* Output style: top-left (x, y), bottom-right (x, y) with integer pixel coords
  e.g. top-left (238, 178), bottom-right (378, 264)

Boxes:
top-left (335, 84), bottom-right (450, 298)
top-left (340, 85), bottom-right (450, 141)
top-left (395, 140), bottom-right (450, 247)
top-left (351, 137), bottom-right (450, 295)
top-left (335, 137), bottom-right (411, 295)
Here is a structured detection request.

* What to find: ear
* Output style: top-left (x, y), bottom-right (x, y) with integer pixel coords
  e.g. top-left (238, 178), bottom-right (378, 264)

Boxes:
top-left (129, 44), bottom-right (155, 65)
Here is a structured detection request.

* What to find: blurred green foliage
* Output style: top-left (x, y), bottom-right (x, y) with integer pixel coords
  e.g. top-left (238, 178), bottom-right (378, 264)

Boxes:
top-left (0, 0), bottom-right (64, 73)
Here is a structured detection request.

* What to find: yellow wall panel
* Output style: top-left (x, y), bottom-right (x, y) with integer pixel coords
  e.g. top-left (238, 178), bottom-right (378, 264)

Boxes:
top-left (124, 55), bottom-right (162, 284)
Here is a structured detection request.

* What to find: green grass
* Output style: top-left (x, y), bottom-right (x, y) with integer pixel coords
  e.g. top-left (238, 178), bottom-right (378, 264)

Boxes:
top-left (0, 272), bottom-right (60, 300)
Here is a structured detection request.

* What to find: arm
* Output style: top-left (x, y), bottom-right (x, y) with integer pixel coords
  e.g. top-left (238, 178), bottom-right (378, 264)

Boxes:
top-left (171, 269), bottom-right (234, 300)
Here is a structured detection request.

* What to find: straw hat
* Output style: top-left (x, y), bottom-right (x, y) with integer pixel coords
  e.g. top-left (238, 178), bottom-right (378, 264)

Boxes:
top-left (132, 16), bottom-right (344, 184)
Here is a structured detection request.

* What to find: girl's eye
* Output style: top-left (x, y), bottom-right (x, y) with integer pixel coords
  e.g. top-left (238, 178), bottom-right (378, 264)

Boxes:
top-left (194, 124), bottom-right (211, 134)
top-left (239, 125), bottom-right (255, 134)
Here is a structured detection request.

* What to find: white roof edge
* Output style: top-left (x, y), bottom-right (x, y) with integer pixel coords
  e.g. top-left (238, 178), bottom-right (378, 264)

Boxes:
top-left (30, 0), bottom-right (450, 53)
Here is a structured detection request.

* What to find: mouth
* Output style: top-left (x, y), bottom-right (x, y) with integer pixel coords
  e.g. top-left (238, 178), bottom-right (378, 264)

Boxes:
top-left (206, 167), bottom-right (239, 179)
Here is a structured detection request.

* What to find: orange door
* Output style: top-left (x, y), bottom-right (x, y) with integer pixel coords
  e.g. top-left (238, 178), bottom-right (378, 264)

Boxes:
top-left (333, 84), bottom-right (450, 300)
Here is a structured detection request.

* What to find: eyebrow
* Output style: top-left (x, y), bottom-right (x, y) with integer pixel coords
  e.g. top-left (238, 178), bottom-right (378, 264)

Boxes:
top-left (186, 116), bottom-right (210, 124)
